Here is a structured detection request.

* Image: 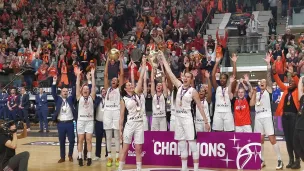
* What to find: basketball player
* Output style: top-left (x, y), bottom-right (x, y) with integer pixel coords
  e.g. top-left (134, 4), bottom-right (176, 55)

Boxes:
top-left (211, 54), bottom-right (238, 131)
top-left (117, 57), bottom-right (146, 171)
top-left (130, 63), bottom-right (149, 131)
top-left (167, 76), bottom-right (177, 131)
top-left (104, 56), bottom-right (124, 167)
top-left (228, 75), bottom-right (252, 132)
top-left (250, 54), bottom-right (283, 169)
top-left (151, 65), bottom-right (168, 131)
top-left (75, 68), bottom-right (96, 166)
top-left (161, 52), bottom-right (210, 171)
top-left (195, 71), bottom-right (212, 132)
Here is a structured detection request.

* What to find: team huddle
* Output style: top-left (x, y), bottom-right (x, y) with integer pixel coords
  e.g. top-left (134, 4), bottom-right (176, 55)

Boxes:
top-left (52, 52), bottom-right (287, 171)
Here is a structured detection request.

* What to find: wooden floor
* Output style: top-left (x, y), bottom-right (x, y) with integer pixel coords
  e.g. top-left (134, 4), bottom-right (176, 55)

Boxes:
top-left (16, 136), bottom-right (303, 171)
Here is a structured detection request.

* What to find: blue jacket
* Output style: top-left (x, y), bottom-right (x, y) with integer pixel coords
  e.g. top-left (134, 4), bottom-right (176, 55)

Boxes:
top-left (18, 94), bottom-right (30, 109)
top-left (0, 93), bottom-right (8, 107)
top-left (51, 85), bottom-right (76, 121)
top-left (31, 58), bottom-right (43, 72)
top-left (35, 93), bottom-right (48, 111)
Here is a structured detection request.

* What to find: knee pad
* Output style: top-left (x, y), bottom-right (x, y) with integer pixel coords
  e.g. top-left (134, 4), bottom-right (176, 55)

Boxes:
top-left (189, 141), bottom-right (199, 160)
top-left (178, 141), bottom-right (188, 158)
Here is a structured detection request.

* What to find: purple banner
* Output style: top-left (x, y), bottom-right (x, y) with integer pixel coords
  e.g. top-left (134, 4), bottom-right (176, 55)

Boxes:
top-left (126, 131), bottom-right (261, 170)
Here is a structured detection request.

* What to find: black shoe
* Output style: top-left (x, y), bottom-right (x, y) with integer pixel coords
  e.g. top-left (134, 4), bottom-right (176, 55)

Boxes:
top-left (286, 159), bottom-right (294, 168)
top-left (261, 160), bottom-right (266, 168)
top-left (87, 158), bottom-right (92, 166)
top-left (291, 159), bottom-right (301, 169)
top-left (78, 158), bottom-right (84, 166)
top-left (276, 160), bottom-right (284, 170)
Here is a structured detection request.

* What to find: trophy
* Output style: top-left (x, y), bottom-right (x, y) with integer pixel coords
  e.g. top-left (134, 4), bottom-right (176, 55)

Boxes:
top-left (148, 49), bottom-right (164, 82)
top-left (108, 48), bottom-right (120, 61)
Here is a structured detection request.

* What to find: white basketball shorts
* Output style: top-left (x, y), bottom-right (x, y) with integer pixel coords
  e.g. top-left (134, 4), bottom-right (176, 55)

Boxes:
top-left (77, 120), bottom-right (94, 134)
top-left (254, 117), bottom-right (274, 136)
top-left (174, 116), bottom-right (196, 141)
top-left (151, 117), bottom-right (167, 131)
top-left (103, 110), bottom-right (120, 130)
top-left (123, 121), bottom-right (144, 144)
top-left (235, 125), bottom-right (252, 133)
top-left (212, 112), bottom-right (235, 131)
top-left (195, 122), bottom-right (211, 132)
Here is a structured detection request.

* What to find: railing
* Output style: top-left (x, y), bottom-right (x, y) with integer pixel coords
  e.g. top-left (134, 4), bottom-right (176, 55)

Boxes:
top-left (198, 8), bottom-right (215, 35)
top-left (225, 32), bottom-right (303, 52)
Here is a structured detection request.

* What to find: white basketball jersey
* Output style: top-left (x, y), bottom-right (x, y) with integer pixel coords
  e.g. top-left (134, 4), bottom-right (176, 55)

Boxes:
top-left (140, 94), bottom-right (146, 116)
top-left (78, 96), bottom-right (94, 121)
top-left (215, 86), bottom-right (232, 113)
top-left (255, 90), bottom-right (272, 119)
top-left (170, 91), bottom-right (175, 120)
top-left (152, 93), bottom-right (166, 117)
top-left (123, 95), bottom-right (143, 122)
top-left (104, 87), bottom-right (120, 111)
top-left (96, 97), bottom-right (105, 122)
top-left (196, 99), bottom-right (210, 123)
top-left (175, 86), bottom-right (194, 118)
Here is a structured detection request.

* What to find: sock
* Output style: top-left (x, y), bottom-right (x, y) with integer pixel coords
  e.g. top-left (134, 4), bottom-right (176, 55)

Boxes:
top-left (87, 152), bottom-right (91, 158)
top-left (272, 143), bottom-right (282, 160)
top-left (136, 162), bottom-right (142, 169)
top-left (261, 144), bottom-right (264, 161)
top-left (116, 152), bottom-right (119, 159)
top-left (108, 152), bottom-right (112, 158)
top-left (78, 152), bottom-right (82, 159)
top-left (119, 161), bottom-right (125, 170)
top-left (194, 163), bottom-right (199, 171)
top-left (182, 160), bottom-right (187, 170)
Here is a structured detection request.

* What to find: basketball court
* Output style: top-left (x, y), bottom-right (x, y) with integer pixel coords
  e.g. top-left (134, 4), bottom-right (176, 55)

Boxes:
top-left (15, 127), bottom-right (302, 171)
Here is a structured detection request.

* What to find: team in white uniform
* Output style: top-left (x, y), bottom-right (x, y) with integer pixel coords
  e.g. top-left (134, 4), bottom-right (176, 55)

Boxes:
top-left (150, 66), bottom-right (168, 131)
top-left (250, 54), bottom-right (283, 169)
top-left (75, 68), bottom-right (96, 166)
top-left (161, 52), bottom-right (210, 171)
top-left (104, 56), bottom-right (124, 167)
top-left (211, 55), bottom-right (238, 131)
top-left (118, 57), bottom-right (147, 171)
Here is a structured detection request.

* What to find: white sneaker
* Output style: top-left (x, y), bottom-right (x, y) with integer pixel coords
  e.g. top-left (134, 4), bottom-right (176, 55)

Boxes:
top-left (27, 128), bottom-right (30, 132)
top-left (250, 51), bottom-right (253, 53)
top-left (256, 51), bottom-right (259, 53)
top-left (93, 157), bottom-right (100, 161)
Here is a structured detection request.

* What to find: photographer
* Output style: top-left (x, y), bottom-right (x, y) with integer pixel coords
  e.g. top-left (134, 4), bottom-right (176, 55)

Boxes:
top-left (0, 120), bottom-right (29, 171)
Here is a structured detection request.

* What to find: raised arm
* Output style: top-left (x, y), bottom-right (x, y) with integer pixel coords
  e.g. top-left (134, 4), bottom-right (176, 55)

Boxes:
top-left (211, 57), bottom-right (220, 89)
top-left (160, 63), bottom-right (168, 97)
top-left (205, 71), bottom-right (212, 103)
top-left (244, 74), bottom-right (253, 98)
top-left (130, 62), bottom-right (135, 86)
top-left (192, 89), bottom-right (211, 131)
top-left (150, 67), bottom-right (156, 96)
top-left (118, 56), bottom-right (124, 88)
top-left (272, 62), bottom-right (287, 91)
top-left (135, 57), bottom-right (147, 94)
top-left (264, 53), bottom-right (273, 93)
top-left (299, 76), bottom-right (304, 101)
top-left (228, 75), bottom-right (235, 100)
top-left (75, 67), bottom-right (82, 101)
top-left (104, 58), bottom-right (109, 90)
top-left (91, 68), bottom-right (96, 100)
top-left (160, 52), bottom-right (182, 88)
top-left (231, 53), bottom-right (238, 80)
top-left (143, 68), bottom-right (148, 97)
top-left (51, 76), bottom-right (58, 102)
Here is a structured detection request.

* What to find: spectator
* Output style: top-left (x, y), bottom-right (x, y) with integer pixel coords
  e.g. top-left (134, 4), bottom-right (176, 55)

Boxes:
top-left (282, 29), bottom-right (295, 43)
top-left (281, 0), bottom-right (288, 18)
top-left (268, 34), bottom-right (277, 50)
top-left (248, 14), bottom-right (260, 53)
top-left (269, 0), bottom-right (277, 21)
top-left (205, 35), bottom-right (215, 52)
top-left (268, 18), bottom-right (277, 36)
top-left (237, 19), bottom-right (247, 53)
